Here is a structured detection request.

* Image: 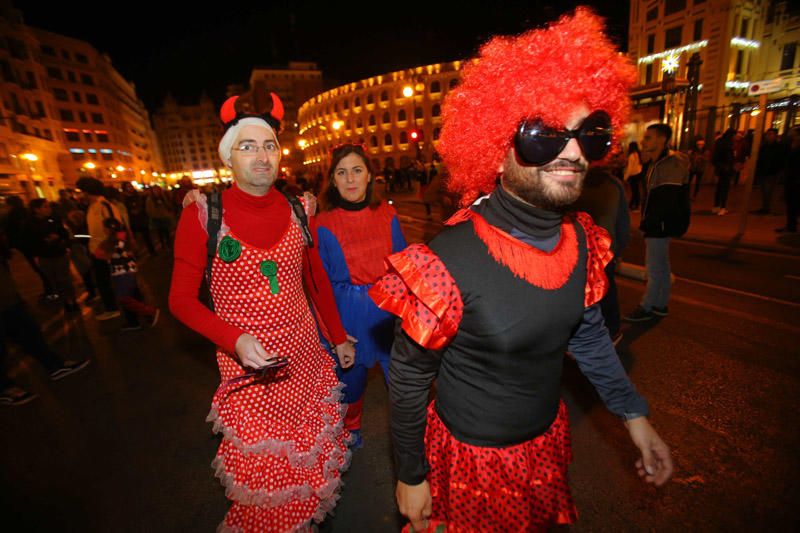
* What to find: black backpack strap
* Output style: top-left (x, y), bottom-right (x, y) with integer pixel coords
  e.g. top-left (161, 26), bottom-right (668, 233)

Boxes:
top-left (205, 191), bottom-right (222, 310)
top-left (282, 190), bottom-right (314, 248)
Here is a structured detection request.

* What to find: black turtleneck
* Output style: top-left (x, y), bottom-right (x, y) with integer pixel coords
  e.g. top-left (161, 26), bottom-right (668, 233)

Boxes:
top-left (473, 184), bottom-right (563, 239)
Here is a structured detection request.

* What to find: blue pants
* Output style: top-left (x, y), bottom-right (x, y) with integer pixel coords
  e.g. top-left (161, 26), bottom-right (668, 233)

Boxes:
top-left (642, 237), bottom-right (671, 310)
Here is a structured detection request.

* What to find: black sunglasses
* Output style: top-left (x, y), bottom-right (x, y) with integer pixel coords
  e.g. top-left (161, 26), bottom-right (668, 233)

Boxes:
top-left (514, 110), bottom-right (613, 167)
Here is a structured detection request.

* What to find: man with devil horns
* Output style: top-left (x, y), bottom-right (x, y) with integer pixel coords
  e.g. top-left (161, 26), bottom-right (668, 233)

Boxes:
top-left (369, 9), bottom-right (673, 532)
top-left (169, 87), bottom-right (355, 532)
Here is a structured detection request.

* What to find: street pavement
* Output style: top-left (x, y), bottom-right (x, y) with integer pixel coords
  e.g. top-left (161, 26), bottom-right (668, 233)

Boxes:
top-left (1, 181), bottom-right (798, 532)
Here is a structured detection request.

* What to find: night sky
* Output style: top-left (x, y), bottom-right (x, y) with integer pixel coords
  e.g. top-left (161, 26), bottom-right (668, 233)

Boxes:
top-left (16, 0), bottom-right (628, 113)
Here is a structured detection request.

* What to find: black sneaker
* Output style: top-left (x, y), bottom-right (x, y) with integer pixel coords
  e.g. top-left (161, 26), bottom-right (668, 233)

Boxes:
top-left (623, 306), bottom-right (656, 322)
top-left (0, 386), bottom-right (38, 406)
top-left (50, 359), bottom-right (91, 381)
top-left (651, 306), bottom-right (669, 317)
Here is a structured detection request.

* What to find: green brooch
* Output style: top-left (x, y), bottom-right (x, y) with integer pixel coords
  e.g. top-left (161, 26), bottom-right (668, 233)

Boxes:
top-left (218, 236), bottom-right (241, 263)
top-left (260, 260), bottom-right (280, 294)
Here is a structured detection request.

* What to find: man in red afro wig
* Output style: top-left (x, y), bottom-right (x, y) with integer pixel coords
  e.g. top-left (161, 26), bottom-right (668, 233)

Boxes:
top-left (370, 7), bottom-right (673, 532)
top-left (439, 7), bottom-right (636, 205)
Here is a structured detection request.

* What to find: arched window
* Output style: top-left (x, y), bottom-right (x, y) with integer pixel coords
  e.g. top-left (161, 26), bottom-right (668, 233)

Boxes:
top-left (384, 133), bottom-right (393, 146)
top-left (370, 135), bottom-right (378, 147)
top-left (354, 96), bottom-right (361, 107)
top-left (357, 117), bottom-right (363, 129)
top-left (367, 93), bottom-right (374, 104)
top-left (432, 103), bottom-right (441, 117)
top-left (400, 131), bottom-right (408, 143)
top-left (433, 127), bottom-right (441, 140)
top-left (343, 99), bottom-right (349, 109)
top-left (449, 78), bottom-right (459, 89)
top-left (398, 109), bottom-right (407, 121)
top-left (382, 111), bottom-right (391, 124)
top-left (369, 115), bottom-right (376, 126)
top-left (380, 90), bottom-right (388, 102)
top-left (414, 107), bottom-right (423, 120)
top-left (431, 81), bottom-right (441, 93)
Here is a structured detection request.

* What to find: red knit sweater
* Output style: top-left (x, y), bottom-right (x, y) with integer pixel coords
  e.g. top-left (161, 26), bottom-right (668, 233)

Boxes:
top-left (168, 184), bottom-right (346, 353)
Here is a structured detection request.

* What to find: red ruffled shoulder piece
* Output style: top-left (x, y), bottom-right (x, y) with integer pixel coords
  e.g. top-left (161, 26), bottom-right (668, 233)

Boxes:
top-left (368, 244), bottom-right (463, 350)
top-left (445, 208), bottom-right (578, 290)
top-left (574, 212), bottom-right (614, 307)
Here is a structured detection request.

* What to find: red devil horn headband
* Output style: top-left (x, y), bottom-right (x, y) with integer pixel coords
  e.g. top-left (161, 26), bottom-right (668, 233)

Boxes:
top-left (219, 91), bottom-right (284, 132)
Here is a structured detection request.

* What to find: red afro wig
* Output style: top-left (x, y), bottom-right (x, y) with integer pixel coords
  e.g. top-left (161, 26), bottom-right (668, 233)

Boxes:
top-left (437, 7), bottom-right (637, 204)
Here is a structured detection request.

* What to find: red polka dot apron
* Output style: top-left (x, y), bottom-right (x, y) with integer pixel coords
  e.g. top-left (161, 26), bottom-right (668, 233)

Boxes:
top-left (206, 220), bottom-right (351, 533)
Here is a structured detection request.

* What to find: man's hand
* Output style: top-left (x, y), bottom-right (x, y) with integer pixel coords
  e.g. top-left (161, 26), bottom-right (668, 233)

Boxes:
top-left (234, 333), bottom-right (274, 369)
top-left (335, 335), bottom-right (356, 369)
top-left (626, 416), bottom-right (673, 486)
top-left (396, 480), bottom-right (432, 532)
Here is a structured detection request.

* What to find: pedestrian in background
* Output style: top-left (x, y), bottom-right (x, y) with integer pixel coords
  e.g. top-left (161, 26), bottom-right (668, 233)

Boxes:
top-left (5, 196), bottom-right (53, 299)
top-left (623, 141), bottom-right (643, 210)
top-left (776, 126), bottom-right (800, 234)
top-left (625, 123), bottom-right (690, 322)
top-left (28, 199), bottom-right (79, 313)
top-left (145, 185), bottom-right (174, 251)
top-left (123, 182), bottom-right (156, 256)
top-left (76, 177), bottom-right (121, 321)
top-left (712, 128), bottom-right (736, 216)
top-left (754, 128), bottom-right (786, 215)
top-left (0, 233), bottom-right (89, 406)
top-left (688, 138), bottom-right (709, 199)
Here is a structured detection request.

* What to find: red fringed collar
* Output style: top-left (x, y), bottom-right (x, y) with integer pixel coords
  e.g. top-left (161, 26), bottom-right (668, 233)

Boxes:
top-left (445, 208), bottom-right (578, 290)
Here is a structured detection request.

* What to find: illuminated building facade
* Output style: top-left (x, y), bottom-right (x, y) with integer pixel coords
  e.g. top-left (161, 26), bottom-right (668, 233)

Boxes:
top-left (153, 93), bottom-right (223, 182)
top-left (628, 0), bottom-right (800, 146)
top-left (0, 4), bottom-right (65, 200)
top-left (297, 62), bottom-right (463, 175)
top-left (249, 62), bottom-right (324, 175)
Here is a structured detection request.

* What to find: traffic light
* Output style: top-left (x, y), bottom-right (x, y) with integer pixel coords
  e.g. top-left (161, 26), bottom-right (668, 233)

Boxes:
top-left (409, 129), bottom-right (422, 141)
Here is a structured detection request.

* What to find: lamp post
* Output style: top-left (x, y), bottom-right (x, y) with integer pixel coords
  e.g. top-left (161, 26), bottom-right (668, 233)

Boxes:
top-left (402, 83), bottom-right (422, 160)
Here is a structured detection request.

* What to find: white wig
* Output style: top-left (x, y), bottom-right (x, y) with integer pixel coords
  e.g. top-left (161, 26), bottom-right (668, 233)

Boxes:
top-left (218, 117), bottom-right (279, 166)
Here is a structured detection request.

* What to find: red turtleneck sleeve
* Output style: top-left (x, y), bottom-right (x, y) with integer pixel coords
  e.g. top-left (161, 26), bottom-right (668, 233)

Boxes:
top-left (168, 184), bottom-right (346, 353)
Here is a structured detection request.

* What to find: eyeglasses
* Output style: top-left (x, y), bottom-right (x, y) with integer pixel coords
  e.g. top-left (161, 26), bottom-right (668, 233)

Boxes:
top-left (232, 141), bottom-right (280, 155)
top-left (514, 110), bottom-right (612, 167)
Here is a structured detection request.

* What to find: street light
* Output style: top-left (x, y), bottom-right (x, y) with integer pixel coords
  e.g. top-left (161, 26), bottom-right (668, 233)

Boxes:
top-left (403, 84), bottom-right (422, 160)
top-left (20, 152), bottom-right (38, 162)
top-left (332, 120), bottom-right (344, 131)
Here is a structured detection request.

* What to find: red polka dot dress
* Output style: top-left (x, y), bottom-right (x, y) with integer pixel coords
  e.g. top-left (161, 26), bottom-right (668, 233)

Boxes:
top-left (206, 220), bottom-right (351, 533)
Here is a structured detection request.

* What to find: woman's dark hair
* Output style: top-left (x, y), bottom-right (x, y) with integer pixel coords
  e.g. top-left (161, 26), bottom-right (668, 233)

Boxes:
top-left (627, 141), bottom-right (640, 155)
top-left (320, 143), bottom-right (381, 211)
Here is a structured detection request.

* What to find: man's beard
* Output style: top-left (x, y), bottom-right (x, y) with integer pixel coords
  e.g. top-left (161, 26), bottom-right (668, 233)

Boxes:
top-left (502, 155), bottom-right (586, 212)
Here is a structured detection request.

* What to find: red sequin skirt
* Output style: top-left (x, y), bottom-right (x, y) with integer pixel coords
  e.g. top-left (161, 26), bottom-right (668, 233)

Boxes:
top-left (425, 401), bottom-right (577, 532)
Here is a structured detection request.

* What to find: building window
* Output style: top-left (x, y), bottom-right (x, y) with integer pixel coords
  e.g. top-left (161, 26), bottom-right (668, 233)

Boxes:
top-left (433, 127), bottom-right (441, 140)
top-left (431, 81), bottom-right (441, 93)
top-left (73, 91), bottom-right (82, 103)
top-left (369, 115), bottom-right (376, 126)
top-left (740, 18), bottom-right (749, 38)
top-left (81, 73), bottom-right (94, 86)
top-left (781, 43), bottom-right (797, 71)
top-left (61, 49), bottom-right (70, 60)
top-left (449, 78), bottom-right (458, 89)
top-left (382, 111), bottom-right (391, 124)
top-left (91, 113), bottom-right (104, 124)
top-left (694, 19), bottom-right (703, 41)
top-left (354, 96), bottom-right (361, 108)
top-left (76, 53), bottom-right (88, 64)
top-left (59, 109), bottom-right (74, 122)
top-left (367, 93), bottom-right (374, 105)
top-left (646, 7), bottom-right (658, 21)
top-left (8, 38), bottom-right (28, 60)
top-left (398, 109), bottom-right (407, 121)
top-left (97, 133), bottom-right (109, 142)
top-left (400, 131), bottom-right (408, 143)
top-left (43, 129), bottom-right (52, 140)
top-left (47, 67), bottom-right (63, 80)
top-left (67, 71), bottom-right (76, 83)
top-left (356, 117), bottom-right (363, 129)
top-left (735, 50), bottom-right (744, 74)
top-left (370, 135), bottom-right (378, 147)
top-left (84, 132), bottom-right (93, 142)
top-left (102, 153), bottom-right (112, 161)
top-left (647, 34), bottom-right (655, 54)
top-left (665, 26), bottom-right (682, 49)
top-left (35, 101), bottom-right (45, 118)
top-left (53, 88), bottom-right (68, 101)
top-left (65, 131), bottom-right (80, 142)
top-left (72, 152), bottom-right (85, 161)
top-left (26, 71), bottom-right (37, 89)
top-left (646, 63), bottom-right (654, 84)
top-left (380, 90), bottom-right (388, 102)
top-left (432, 104), bottom-right (441, 117)
top-left (384, 133), bottom-right (393, 146)
top-left (79, 111), bottom-right (87, 123)
top-left (664, 0), bottom-right (686, 16)
top-left (41, 44), bottom-right (56, 56)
